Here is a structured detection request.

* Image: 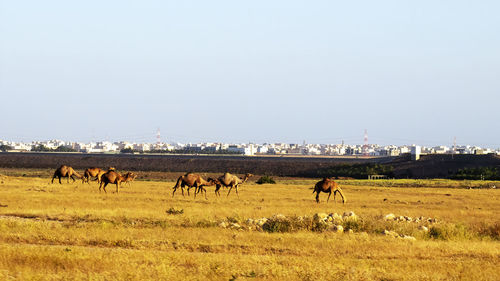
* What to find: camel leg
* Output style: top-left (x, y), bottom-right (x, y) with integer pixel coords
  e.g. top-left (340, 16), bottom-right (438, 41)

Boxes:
top-left (71, 175), bottom-right (76, 183)
top-left (235, 186), bottom-right (239, 198)
top-left (326, 191), bottom-right (332, 203)
top-left (227, 187), bottom-right (233, 197)
top-left (172, 187), bottom-right (178, 197)
top-left (315, 191), bottom-right (320, 203)
top-left (335, 188), bottom-right (346, 204)
top-left (102, 182), bottom-right (108, 193)
top-left (51, 174), bottom-right (56, 184)
top-left (116, 182), bottom-right (120, 193)
top-left (215, 185), bottom-right (221, 197)
top-left (59, 176), bottom-right (62, 184)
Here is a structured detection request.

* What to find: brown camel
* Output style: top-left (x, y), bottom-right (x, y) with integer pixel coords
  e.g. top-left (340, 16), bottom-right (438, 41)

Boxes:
top-left (82, 167), bottom-right (106, 184)
top-left (208, 178), bottom-right (223, 197)
top-left (51, 165), bottom-right (82, 184)
top-left (312, 177), bottom-right (346, 204)
top-left (216, 173), bottom-right (253, 197)
top-left (122, 172), bottom-right (137, 186)
top-left (172, 173), bottom-right (216, 199)
top-left (99, 170), bottom-right (135, 193)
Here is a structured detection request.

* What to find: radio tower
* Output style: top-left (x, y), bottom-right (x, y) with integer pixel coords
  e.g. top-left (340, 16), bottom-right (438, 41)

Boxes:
top-left (363, 129), bottom-right (368, 157)
top-left (453, 136), bottom-right (456, 154)
top-left (156, 128), bottom-right (161, 148)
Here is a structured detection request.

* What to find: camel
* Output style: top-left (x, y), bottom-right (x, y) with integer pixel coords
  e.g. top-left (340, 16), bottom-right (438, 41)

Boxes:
top-left (99, 170), bottom-right (135, 193)
top-left (216, 173), bottom-right (253, 197)
top-left (82, 167), bottom-right (106, 184)
top-left (172, 173), bottom-right (216, 199)
top-left (312, 177), bottom-right (346, 204)
top-left (208, 178), bottom-right (223, 197)
top-left (122, 172), bottom-right (137, 186)
top-left (51, 165), bottom-right (82, 184)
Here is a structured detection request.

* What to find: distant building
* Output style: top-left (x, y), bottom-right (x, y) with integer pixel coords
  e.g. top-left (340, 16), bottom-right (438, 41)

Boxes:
top-left (411, 145), bottom-right (421, 161)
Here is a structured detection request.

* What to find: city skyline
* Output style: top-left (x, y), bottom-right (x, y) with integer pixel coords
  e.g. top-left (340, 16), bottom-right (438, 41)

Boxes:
top-left (1, 137), bottom-right (498, 156)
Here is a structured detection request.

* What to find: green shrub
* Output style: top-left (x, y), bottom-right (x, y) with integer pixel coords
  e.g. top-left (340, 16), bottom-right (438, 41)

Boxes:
top-left (195, 219), bottom-right (218, 228)
top-left (165, 207), bottom-right (184, 215)
top-left (262, 217), bottom-right (293, 233)
top-left (342, 219), bottom-right (362, 232)
top-left (256, 176), bottom-right (276, 184)
top-left (429, 223), bottom-right (473, 240)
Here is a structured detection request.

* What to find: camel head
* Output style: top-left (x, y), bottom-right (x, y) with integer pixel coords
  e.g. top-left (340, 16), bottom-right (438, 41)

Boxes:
top-left (241, 173), bottom-right (254, 183)
top-left (124, 172), bottom-right (137, 181)
top-left (207, 177), bottom-right (219, 186)
top-left (108, 167), bottom-right (116, 171)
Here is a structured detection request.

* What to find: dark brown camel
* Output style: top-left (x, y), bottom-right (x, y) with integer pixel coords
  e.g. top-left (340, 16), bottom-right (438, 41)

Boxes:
top-left (172, 173), bottom-right (216, 199)
top-left (312, 177), bottom-right (346, 204)
top-left (99, 170), bottom-right (134, 193)
top-left (51, 165), bottom-right (82, 184)
top-left (216, 173), bottom-right (253, 197)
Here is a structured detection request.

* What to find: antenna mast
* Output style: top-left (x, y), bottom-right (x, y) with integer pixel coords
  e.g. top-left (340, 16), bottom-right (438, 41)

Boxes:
top-left (363, 129), bottom-right (368, 157)
top-left (156, 128), bottom-right (161, 148)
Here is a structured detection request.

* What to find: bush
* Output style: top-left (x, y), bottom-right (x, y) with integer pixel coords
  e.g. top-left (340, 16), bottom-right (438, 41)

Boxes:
top-left (165, 207), bottom-right (184, 215)
top-left (429, 223), bottom-right (473, 240)
top-left (256, 176), bottom-right (276, 184)
top-left (262, 217), bottom-right (294, 233)
top-left (0, 145), bottom-right (12, 152)
top-left (476, 222), bottom-right (500, 240)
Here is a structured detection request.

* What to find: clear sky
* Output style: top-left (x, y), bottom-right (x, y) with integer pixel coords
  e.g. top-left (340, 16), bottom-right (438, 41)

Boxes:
top-left (1, 1), bottom-right (499, 147)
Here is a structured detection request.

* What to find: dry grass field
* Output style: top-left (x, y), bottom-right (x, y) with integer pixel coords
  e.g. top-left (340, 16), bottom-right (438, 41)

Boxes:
top-left (0, 170), bottom-right (499, 280)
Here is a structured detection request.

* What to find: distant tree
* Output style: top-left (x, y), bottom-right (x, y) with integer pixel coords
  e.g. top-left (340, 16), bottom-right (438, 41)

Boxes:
top-left (54, 146), bottom-right (77, 152)
top-left (0, 145), bottom-right (12, 152)
top-left (31, 145), bottom-right (51, 152)
top-left (256, 176), bottom-right (276, 184)
top-left (120, 148), bottom-right (135, 154)
top-left (451, 167), bottom-right (500, 180)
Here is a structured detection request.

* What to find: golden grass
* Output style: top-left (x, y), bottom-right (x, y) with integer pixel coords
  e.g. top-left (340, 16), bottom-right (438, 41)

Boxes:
top-left (0, 174), bottom-right (499, 280)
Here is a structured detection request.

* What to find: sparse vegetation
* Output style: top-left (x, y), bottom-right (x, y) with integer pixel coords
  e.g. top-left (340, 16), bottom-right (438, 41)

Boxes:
top-left (256, 176), bottom-right (276, 184)
top-left (165, 207), bottom-right (184, 215)
top-left (0, 145), bottom-right (12, 152)
top-left (0, 171), bottom-right (499, 280)
top-left (451, 166), bottom-right (500, 180)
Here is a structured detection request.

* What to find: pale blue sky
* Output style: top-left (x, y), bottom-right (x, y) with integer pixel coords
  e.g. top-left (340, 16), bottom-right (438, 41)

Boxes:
top-left (1, 1), bottom-right (499, 147)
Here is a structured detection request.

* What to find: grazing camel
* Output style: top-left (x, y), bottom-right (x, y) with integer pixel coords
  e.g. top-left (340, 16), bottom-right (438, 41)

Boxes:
top-left (122, 172), bottom-right (137, 186)
top-left (216, 173), bottom-right (253, 197)
top-left (172, 173), bottom-right (216, 199)
top-left (208, 178), bottom-right (223, 197)
top-left (99, 170), bottom-right (135, 193)
top-left (51, 165), bottom-right (82, 184)
top-left (312, 177), bottom-right (346, 204)
top-left (82, 167), bottom-right (106, 184)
